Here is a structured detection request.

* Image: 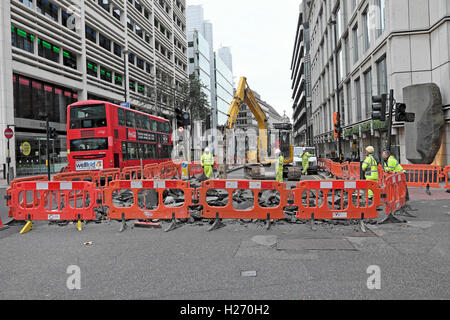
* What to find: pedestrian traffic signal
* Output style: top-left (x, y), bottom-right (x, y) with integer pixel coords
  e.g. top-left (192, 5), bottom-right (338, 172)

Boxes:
top-left (395, 103), bottom-right (415, 122)
top-left (333, 112), bottom-right (340, 138)
top-left (48, 127), bottom-right (57, 139)
top-left (182, 111), bottom-right (190, 126)
top-left (372, 94), bottom-right (387, 121)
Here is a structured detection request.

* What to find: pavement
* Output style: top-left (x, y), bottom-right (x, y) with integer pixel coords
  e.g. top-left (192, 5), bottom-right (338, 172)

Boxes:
top-left (1, 168), bottom-right (449, 299)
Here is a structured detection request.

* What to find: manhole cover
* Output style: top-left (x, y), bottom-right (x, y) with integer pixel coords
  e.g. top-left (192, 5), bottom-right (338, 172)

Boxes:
top-left (277, 238), bottom-right (356, 251)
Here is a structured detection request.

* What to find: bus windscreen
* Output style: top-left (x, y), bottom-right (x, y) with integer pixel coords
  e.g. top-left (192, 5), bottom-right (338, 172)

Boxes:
top-left (70, 138), bottom-right (108, 152)
top-left (70, 104), bottom-right (107, 129)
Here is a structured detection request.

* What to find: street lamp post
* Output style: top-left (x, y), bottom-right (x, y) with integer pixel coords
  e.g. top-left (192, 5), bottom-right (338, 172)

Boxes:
top-left (329, 18), bottom-right (343, 162)
top-left (123, 49), bottom-right (129, 103)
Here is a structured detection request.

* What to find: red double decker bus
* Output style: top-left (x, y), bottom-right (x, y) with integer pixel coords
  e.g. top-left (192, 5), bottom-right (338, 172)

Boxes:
top-left (67, 100), bottom-right (173, 171)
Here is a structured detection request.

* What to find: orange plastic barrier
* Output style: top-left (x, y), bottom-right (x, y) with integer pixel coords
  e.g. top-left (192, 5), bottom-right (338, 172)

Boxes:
top-left (341, 162), bottom-right (350, 179)
top-left (331, 162), bottom-right (342, 178)
top-left (349, 162), bottom-right (360, 180)
top-left (444, 166), bottom-right (450, 189)
top-left (105, 180), bottom-right (193, 221)
top-left (382, 173), bottom-right (407, 215)
top-left (53, 171), bottom-right (97, 183)
top-left (7, 175), bottom-right (49, 218)
top-left (159, 161), bottom-right (180, 179)
top-left (293, 180), bottom-right (381, 220)
top-left (121, 166), bottom-right (143, 180)
top-left (189, 161), bottom-right (204, 177)
top-left (199, 180), bottom-right (287, 221)
top-left (9, 181), bottom-right (98, 221)
top-left (144, 164), bottom-right (161, 179)
top-left (325, 159), bottom-right (332, 173)
top-left (95, 169), bottom-right (121, 189)
top-left (401, 164), bottom-right (442, 188)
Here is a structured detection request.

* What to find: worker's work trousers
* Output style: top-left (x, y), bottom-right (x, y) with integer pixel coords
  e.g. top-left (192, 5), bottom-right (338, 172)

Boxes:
top-left (203, 165), bottom-right (213, 179)
top-left (302, 163), bottom-right (309, 175)
top-left (365, 177), bottom-right (378, 198)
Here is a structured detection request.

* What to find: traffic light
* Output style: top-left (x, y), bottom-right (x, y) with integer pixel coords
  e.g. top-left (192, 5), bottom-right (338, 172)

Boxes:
top-left (333, 112), bottom-right (340, 138)
top-left (48, 127), bottom-right (57, 139)
top-left (395, 103), bottom-right (415, 122)
top-left (372, 94), bottom-right (387, 121)
top-left (175, 108), bottom-right (183, 128)
top-left (182, 111), bottom-right (190, 126)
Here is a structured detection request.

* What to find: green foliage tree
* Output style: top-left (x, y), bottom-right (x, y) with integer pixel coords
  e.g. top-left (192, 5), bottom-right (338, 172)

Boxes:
top-left (179, 75), bottom-right (210, 121)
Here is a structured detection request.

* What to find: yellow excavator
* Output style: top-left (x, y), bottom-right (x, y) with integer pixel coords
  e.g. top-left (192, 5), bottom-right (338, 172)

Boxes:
top-left (225, 77), bottom-right (301, 180)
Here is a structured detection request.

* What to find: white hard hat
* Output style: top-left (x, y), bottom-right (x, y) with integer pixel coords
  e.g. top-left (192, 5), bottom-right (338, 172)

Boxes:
top-left (366, 146), bottom-right (374, 153)
top-left (204, 147), bottom-right (210, 153)
top-left (275, 149), bottom-right (281, 155)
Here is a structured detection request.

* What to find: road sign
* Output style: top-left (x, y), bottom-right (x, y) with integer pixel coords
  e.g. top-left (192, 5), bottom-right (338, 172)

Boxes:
top-left (4, 128), bottom-right (13, 139)
top-left (120, 102), bottom-right (131, 108)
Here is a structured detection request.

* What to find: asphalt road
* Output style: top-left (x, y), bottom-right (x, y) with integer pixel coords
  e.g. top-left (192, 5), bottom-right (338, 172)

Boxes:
top-left (0, 169), bottom-right (449, 300)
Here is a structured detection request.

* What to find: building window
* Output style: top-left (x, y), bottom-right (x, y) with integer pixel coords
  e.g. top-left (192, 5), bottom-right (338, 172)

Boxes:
top-left (128, 53), bottom-right (135, 64)
top-left (87, 60), bottom-right (98, 77)
top-left (99, 34), bottom-right (111, 51)
top-left (129, 80), bottom-right (136, 92)
top-left (135, 0), bottom-right (142, 12)
top-left (86, 25), bottom-right (97, 43)
top-left (100, 67), bottom-right (112, 83)
top-left (376, 57), bottom-right (387, 95)
top-left (63, 50), bottom-right (77, 69)
top-left (127, 18), bottom-right (133, 31)
top-left (115, 73), bottom-right (123, 86)
top-left (352, 25), bottom-right (358, 63)
top-left (363, 69), bottom-right (372, 119)
top-left (98, 0), bottom-right (110, 12)
top-left (62, 10), bottom-right (76, 30)
top-left (135, 25), bottom-right (143, 38)
top-left (17, 0), bottom-right (33, 8)
top-left (145, 62), bottom-right (152, 74)
top-left (136, 57), bottom-right (144, 70)
top-left (114, 43), bottom-right (122, 57)
top-left (113, 8), bottom-right (121, 21)
top-left (362, 8), bottom-right (370, 52)
top-left (11, 25), bottom-right (34, 53)
top-left (355, 78), bottom-right (361, 121)
top-left (346, 82), bottom-right (352, 125)
top-left (138, 83), bottom-right (145, 95)
top-left (38, 38), bottom-right (60, 63)
top-left (36, 0), bottom-right (59, 22)
top-left (375, 0), bottom-right (386, 38)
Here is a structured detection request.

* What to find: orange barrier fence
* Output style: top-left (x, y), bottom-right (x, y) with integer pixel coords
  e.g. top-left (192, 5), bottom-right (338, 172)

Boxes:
top-left (349, 162), bottom-right (360, 180)
top-left (401, 164), bottom-right (443, 188)
top-left (293, 180), bottom-right (381, 220)
top-left (121, 166), bottom-right (144, 180)
top-left (9, 181), bottom-right (98, 222)
top-left (105, 180), bottom-right (193, 221)
top-left (144, 164), bottom-right (161, 179)
top-left (189, 161), bottom-right (204, 176)
top-left (159, 161), bottom-right (180, 179)
top-left (444, 166), bottom-right (450, 189)
top-left (7, 175), bottom-right (49, 218)
top-left (341, 162), bottom-right (350, 179)
top-left (331, 162), bottom-right (343, 179)
top-left (199, 180), bottom-right (287, 222)
top-left (383, 173), bottom-right (407, 215)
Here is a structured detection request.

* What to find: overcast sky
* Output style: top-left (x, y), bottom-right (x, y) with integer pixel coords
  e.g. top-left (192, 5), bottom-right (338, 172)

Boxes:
top-left (186, 0), bottom-right (301, 120)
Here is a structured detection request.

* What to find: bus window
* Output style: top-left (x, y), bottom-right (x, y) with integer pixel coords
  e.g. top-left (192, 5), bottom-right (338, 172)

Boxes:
top-left (127, 142), bottom-right (137, 160)
top-left (148, 144), bottom-right (156, 159)
top-left (137, 143), bottom-right (145, 159)
top-left (158, 121), bottom-right (164, 133)
top-left (118, 108), bottom-right (126, 126)
top-left (136, 114), bottom-right (143, 129)
top-left (164, 122), bottom-right (170, 133)
top-left (126, 110), bottom-right (136, 128)
top-left (144, 116), bottom-right (151, 130)
top-left (70, 104), bottom-right (107, 129)
top-left (151, 119), bottom-right (157, 132)
top-left (122, 142), bottom-right (127, 160)
top-left (70, 138), bottom-right (108, 152)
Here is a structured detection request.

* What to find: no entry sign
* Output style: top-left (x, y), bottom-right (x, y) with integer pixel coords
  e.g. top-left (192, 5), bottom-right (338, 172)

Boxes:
top-left (4, 128), bottom-right (13, 140)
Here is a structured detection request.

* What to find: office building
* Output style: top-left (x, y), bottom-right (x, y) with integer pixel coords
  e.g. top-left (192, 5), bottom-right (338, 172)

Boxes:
top-left (1, 0), bottom-right (189, 176)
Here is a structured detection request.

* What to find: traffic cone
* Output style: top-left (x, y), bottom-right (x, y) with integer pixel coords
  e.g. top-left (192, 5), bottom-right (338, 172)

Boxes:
top-left (0, 216), bottom-right (9, 231)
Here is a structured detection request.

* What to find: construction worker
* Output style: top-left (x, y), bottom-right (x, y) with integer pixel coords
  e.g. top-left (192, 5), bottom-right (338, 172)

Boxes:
top-left (361, 146), bottom-right (378, 198)
top-left (301, 148), bottom-right (314, 175)
top-left (383, 150), bottom-right (410, 201)
top-left (382, 150), bottom-right (405, 174)
top-left (201, 147), bottom-right (214, 179)
top-left (275, 149), bottom-right (284, 183)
